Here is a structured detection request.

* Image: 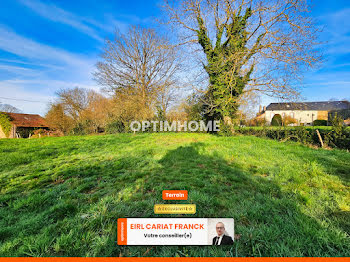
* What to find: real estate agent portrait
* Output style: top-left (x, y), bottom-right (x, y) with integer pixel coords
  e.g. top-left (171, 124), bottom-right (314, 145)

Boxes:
top-left (212, 222), bottom-right (234, 245)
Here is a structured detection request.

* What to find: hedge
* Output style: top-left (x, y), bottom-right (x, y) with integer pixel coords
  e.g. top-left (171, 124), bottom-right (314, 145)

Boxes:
top-left (235, 126), bottom-right (350, 150)
top-left (313, 119), bottom-right (328, 126)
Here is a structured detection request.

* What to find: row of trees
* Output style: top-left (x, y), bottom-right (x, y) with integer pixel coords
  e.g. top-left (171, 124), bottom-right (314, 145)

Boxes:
top-left (46, 0), bottom-right (322, 134)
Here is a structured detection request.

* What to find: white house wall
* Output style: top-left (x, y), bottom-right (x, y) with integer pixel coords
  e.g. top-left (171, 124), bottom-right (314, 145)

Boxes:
top-left (265, 110), bottom-right (320, 125)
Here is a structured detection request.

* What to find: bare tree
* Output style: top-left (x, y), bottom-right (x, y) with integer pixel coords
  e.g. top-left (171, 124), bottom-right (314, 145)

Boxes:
top-left (56, 87), bottom-right (98, 122)
top-left (81, 94), bottom-right (112, 131)
top-left (0, 103), bottom-right (22, 113)
top-left (47, 87), bottom-right (111, 134)
top-left (45, 103), bottom-right (74, 134)
top-left (163, 0), bottom-right (322, 120)
top-left (94, 26), bottom-right (181, 119)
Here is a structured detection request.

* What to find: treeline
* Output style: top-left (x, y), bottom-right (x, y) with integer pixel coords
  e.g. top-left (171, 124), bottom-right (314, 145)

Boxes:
top-left (45, 87), bottom-right (199, 135)
top-left (46, 0), bottom-right (324, 135)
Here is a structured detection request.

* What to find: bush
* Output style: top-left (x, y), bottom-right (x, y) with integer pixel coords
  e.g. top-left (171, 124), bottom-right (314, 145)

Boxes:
top-left (218, 122), bottom-right (234, 136)
top-left (31, 129), bottom-right (62, 138)
top-left (235, 126), bottom-right (350, 150)
top-left (271, 114), bottom-right (282, 126)
top-left (0, 112), bottom-right (12, 137)
top-left (248, 118), bottom-right (266, 126)
top-left (283, 115), bottom-right (297, 126)
top-left (313, 119), bottom-right (327, 126)
top-left (106, 121), bottom-right (126, 134)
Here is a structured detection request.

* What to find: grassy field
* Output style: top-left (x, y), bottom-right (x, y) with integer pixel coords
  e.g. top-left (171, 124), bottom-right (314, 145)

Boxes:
top-left (0, 133), bottom-right (349, 257)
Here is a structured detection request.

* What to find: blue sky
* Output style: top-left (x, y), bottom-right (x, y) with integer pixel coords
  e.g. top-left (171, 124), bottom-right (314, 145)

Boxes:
top-left (0, 0), bottom-right (349, 115)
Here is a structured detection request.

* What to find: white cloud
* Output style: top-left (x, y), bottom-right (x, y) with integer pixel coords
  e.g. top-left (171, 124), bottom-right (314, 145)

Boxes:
top-left (317, 8), bottom-right (350, 55)
top-left (0, 79), bottom-right (102, 115)
top-left (0, 64), bottom-right (42, 77)
top-left (0, 25), bottom-right (94, 70)
top-left (18, 0), bottom-right (130, 40)
top-left (303, 81), bottom-right (350, 88)
top-left (0, 25), bottom-right (101, 114)
top-left (2, 79), bottom-right (101, 92)
top-left (0, 25), bottom-right (97, 81)
top-left (0, 58), bottom-right (64, 70)
top-left (18, 0), bottom-right (104, 41)
top-left (0, 82), bottom-right (54, 115)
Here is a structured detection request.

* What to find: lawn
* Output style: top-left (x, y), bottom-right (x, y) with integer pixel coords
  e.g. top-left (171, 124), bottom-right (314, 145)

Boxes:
top-left (0, 133), bottom-right (349, 257)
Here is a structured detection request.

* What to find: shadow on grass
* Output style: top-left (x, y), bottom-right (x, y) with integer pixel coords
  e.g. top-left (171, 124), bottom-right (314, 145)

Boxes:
top-left (0, 142), bottom-right (349, 256)
top-left (109, 143), bottom-right (349, 257)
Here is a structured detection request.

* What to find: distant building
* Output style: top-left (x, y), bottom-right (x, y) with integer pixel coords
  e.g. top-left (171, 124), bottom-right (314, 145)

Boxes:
top-left (0, 112), bottom-right (49, 138)
top-left (258, 101), bottom-right (350, 126)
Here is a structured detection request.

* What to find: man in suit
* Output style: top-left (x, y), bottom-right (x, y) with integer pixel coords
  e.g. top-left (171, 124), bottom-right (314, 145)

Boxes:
top-left (212, 222), bottom-right (233, 245)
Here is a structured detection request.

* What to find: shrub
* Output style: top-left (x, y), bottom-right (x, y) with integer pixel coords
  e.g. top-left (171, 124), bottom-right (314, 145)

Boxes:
top-left (70, 122), bottom-right (88, 135)
top-left (271, 114), bottom-right (282, 126)
top-left (0, 113), bottom-right (12, 137)
top-left (70, 120), bottom-right (100, 135)
top-left (248, 118), bottom-right (266, 126)
top-left (235, 126), bottom-right (350, 150)
top-left (218, 122), bottom-right (234, 136)
top-left (106, 121), bottom-right (126, 134)
top-left (283, 115), bottom-right (297, 126)
top-left (31, 129), bottom-right (62, 138)
top-left (313, 119), bottom-right (327, 126)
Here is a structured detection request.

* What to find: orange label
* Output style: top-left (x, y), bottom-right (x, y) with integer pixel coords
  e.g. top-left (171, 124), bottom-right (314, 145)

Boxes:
top-left (162, 190), bottom-right (188, 200)
top-left (117, 218), bottom-right (127, 245)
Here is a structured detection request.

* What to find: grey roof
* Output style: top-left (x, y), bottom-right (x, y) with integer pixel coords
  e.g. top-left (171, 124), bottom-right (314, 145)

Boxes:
top-left (266, 101), bottom-right (350, 111)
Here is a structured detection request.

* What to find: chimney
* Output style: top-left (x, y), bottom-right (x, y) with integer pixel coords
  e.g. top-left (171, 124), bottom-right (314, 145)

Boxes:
top-left (263, 106), bottom-right (266, 112)
top-left (259, 105), bottom-right (262, 113)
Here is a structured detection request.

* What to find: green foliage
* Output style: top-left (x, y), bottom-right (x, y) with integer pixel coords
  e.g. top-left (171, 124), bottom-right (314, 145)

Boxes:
top-left (196, 8), bottom-right (261, 121)
top-left (0, 133), bottom-right (349, 256)
top-left (0, 113), bottom-right (12, 137)
top-left (16, 127), bottom-right (35, 138)
top-left (217, 121), bottom-right (234, 136)
top-left (313, 119), bottom-right (327, 126)
top-left (271, 114), bottom-right (282, 126)
top-left (185, 93), bottom-right (204, 122)
top-left (329, 109), bottom-right (350, 122)
top-left (70, 122), bottom-right (89, 136)
top-left (105, 120), bottom-right (126, 134)
top-left (70, 120), bottom-right (101, 135)
top-left (323, 113), bottom-right (348, 148)
top-left (236, 126), bottom-right (350, 150)
top-left (330, 113), bottom-right (344, 132)
top-left (156, 106), bottom-right (166, 121)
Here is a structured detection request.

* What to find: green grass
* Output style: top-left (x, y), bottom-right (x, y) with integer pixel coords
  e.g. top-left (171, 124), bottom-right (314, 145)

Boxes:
top-left (0, 133), bottom-right (349, 257)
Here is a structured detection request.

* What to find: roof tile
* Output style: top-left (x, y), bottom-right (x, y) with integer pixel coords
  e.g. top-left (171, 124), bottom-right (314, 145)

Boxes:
top-left (1, 112), bottom-right (48, 128)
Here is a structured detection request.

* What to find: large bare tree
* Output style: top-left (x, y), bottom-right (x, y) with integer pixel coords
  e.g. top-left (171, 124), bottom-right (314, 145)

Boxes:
top-left (94, 26), bottom-right (181, 120)
top-left (163, 0), bottom-right (322, 121)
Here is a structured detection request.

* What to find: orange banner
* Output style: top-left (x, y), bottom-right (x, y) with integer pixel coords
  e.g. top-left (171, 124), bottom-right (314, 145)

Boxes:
top-left (162, 190), bottom-right (188, 200)
top-left (117, 218), bottom-right (127, 245)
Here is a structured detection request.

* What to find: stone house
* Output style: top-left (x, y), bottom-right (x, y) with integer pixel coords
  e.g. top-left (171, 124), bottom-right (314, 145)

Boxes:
top-left (258, 101), bottom-right (350, 126)
top-left (0, 112), bottom-right (49, 138)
